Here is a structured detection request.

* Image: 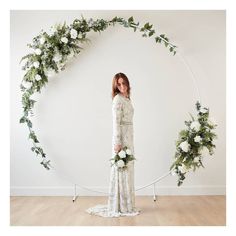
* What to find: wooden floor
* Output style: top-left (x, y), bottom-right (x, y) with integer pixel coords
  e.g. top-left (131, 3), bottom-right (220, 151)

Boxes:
top-left (10, 195), bottom-right (226, 226)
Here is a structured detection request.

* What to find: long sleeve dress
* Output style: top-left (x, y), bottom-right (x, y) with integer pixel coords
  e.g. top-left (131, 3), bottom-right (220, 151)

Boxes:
top-left (86, 93), bottom-right (140, 217)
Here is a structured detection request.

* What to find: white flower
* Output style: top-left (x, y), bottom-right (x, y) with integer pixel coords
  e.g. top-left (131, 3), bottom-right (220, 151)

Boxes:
top-left (179, 140), bottom-right (190, 152)
top-left (53, 53), bottom-right (62, 63)
top-left (33, 61), bottom-right (40, 68)
top-left (126, 149), bottom-right (132, 155)
top-left (118, 150), bottom-right (126, 159)
top-left (178, 164), bottom-right (188, 174)
top-left (35, 48), bottom-right (42, 55)
top-left (35, 74), bottom-right (42, 81)
top-left (200, 146), bottom-right (209, 157)
top-left (117, 160), bottom-right (125, 168)
top-left (190, 121), bottom-right (201, 132)
top-left (194, 135), bottom-right (202, 143)
top-left (194, 157), bottom-right (200, 162)
top-left (200, 107), bottom-right (208, 114)
top-left (70, 28), bottom-right (78, 39)
top-left (22, 81), bottom-right (32, 89)
top-left (40, 37), bottom-right (46, 44)
top-left (61, 37), bottom-right (68, 44)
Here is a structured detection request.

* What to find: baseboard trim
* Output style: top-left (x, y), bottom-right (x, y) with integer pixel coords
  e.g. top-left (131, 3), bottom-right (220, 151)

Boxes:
top-left (10, 185), bottom-right (226, 196)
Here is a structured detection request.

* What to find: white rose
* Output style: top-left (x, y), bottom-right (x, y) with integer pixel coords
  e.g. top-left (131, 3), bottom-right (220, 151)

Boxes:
top-left (200, 107), bottom-right (208, 114)
top-left (179, 140), bottom-right (190, 152)
top-left (61, 37), bottom-right (68, 44)
top-left (40, 37), bottom-right (46, 44)
top-left (22, 81), bottom-right (32, 89)
top-left (190, 121), bottom-right (201, 132)
top-left (126, 149), bottom-right (132, 155)
top-left (118, 150), bottom-right (126, 159)
top-left (194, 135), bottom-right (202, 143)
top-left (117, 160), bottom-right (125, 168)
top-left (35, 74), bottom-right (42, 81)
top-left (200, 146), bottom-right (209, 157)
top-left (53, 53), bottom-right (62, 63)
top-left (178, 164), bottom-right (188, 174)
top-left (70, 28), bottom-right (78, 39)
top-left (33, 61), bottom-right (40, 68)
top-left (35, 48), bottom-right (42, 55)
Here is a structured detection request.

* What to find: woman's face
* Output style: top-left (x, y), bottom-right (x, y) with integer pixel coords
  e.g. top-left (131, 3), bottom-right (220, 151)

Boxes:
top-left (117, 77), bottom-right (128, 94)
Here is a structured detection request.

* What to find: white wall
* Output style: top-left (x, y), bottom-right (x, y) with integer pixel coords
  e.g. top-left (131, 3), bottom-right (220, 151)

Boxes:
top-left (10, 10), bottom-right (226, 196)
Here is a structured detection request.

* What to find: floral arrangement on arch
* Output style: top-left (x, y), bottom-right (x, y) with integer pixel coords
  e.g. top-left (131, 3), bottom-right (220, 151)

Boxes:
top-left (170, 101), bottom-right (217, 186)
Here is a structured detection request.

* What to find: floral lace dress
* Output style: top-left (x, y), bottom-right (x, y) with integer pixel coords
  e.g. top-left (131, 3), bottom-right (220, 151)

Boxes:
top-left (86, 93), bottom-right (140, 217)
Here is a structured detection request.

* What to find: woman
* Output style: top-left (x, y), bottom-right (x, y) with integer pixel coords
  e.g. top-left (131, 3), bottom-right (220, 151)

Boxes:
top-left (86, 72), bottom-right (140, 217)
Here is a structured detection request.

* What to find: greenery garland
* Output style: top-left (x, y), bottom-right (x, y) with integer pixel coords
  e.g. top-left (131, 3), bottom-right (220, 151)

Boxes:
top-left (19, 15), bottom-right (177, 170)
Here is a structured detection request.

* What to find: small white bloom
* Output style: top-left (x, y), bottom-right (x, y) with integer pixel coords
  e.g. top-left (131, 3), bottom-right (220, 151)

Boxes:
top-left (22, 81), bottom-right (32, 89)
top-left (40, 37), bottom-right (46, 44)
top-left (194, 135), bottom-right (202, 143)
top-left (200, 146), bottom-right (209, 157)
top-left (179, 140), bottom-right (190, 152)
top-left (33, 61), bottom-right (40, 68)
top-left (53, 53), bottom-right (62, 63)
top-left (190, 121), bottom-right (201, 132)
top-left (61, 37), bottom-right (68, 44)
top-left (35, 48), bottom-right (42, 55)
top-left (200, 107), bottom-right (208, 114)
top-left (70, 28), bottom-right (78, 39)
top-left (178, 164), bottom-right (188, 174)
top-left (117, 160), bottom-right (125, 168)
top-left (126, 149), bottom-right (132, 155)
top-left (118, 150), bottom-right (126, 158)
top-left (35, 74), bottom-right (42, 81)
top-left (194, 157), bottom-right (200, 162)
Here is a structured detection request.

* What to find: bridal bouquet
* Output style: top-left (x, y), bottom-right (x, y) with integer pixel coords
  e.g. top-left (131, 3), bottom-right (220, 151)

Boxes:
top-left (110, 146), bottom-right (136, 170)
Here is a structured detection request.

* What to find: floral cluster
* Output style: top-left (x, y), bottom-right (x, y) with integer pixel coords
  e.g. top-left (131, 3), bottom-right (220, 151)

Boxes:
top-left (110, 146), bottom-right (136, 170)
top-left (170, 101), bottom-right (217, 186)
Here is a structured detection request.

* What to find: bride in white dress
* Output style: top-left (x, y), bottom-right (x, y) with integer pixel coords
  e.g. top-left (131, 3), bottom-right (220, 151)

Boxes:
top-left (86, 72), bottom-right (140, 217)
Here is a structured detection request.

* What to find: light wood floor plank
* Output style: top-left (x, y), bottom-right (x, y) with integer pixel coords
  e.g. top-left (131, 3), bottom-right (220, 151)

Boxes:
top-left (10, 196), bottom-right (226, 226)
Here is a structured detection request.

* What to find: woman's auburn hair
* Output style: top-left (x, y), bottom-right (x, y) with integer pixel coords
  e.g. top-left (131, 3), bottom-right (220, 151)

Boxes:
top-left (111, 72), bottom-right (131, 100)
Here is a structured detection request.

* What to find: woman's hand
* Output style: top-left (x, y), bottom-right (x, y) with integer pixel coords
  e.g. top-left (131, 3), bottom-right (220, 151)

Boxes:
top-left (114, 144), bottom-right (122, 153)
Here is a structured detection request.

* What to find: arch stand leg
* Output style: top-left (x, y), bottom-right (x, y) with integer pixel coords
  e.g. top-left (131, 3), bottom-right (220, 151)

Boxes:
top-left (72, 184), bottom-right (78, 202)
top-left (153, 183), bottom-right (157, 202)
